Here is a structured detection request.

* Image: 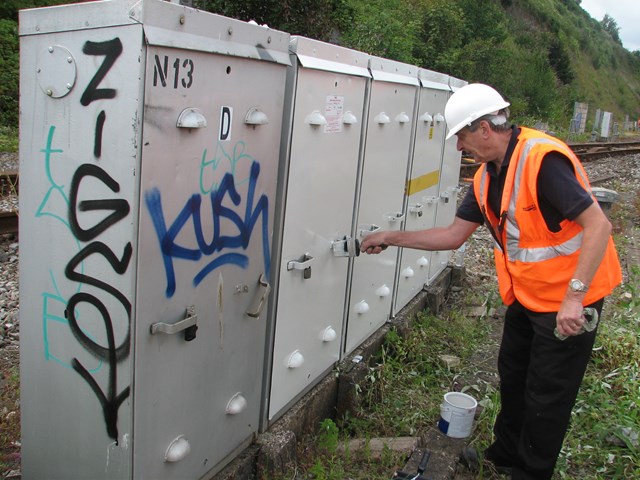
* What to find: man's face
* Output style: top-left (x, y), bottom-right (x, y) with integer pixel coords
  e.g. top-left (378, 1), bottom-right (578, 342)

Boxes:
top-left (455, 125), bottom-right (490, 163)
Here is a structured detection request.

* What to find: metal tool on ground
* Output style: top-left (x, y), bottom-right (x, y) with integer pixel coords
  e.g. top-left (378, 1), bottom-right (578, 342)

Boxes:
top-left (554, 307), bottom-right (599, 340)
top-left (391, 450), bottom-right (432, 480)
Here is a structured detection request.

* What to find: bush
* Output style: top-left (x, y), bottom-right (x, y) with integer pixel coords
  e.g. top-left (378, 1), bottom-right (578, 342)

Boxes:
top-left (0, 19), bottom-right (19, 127)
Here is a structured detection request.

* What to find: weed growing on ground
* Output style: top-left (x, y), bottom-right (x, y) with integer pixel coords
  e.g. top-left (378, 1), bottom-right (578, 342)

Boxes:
top-left (290, 289), bottom-right (500, 479)
top-left (0, 365), bottom-right (20, 474)
top-left (291, 261), bottom-right (638, 480)
top-left (555, 263), bottom-right (640, 479)
top-left (0, 127), bottom-right (17, 153)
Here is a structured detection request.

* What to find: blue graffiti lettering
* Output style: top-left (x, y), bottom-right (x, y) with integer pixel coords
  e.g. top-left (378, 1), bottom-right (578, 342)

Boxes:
top-left (145, 160), bottom-right (270, 298)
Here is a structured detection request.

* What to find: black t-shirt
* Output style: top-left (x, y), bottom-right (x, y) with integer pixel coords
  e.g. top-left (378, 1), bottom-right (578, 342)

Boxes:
top-left (456, 127), bottom-right (594, 232)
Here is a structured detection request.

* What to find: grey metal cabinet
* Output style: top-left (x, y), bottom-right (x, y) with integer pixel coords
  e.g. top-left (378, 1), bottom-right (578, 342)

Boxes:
top-left (394, 69), bottom-right (451, 313)
top-left (19, 1), bottom-right (289, 478)
top-left (346, 57), bottom-right (419, 353)
top-left (428, 76), bottom-right (467, 282)
top-left (267, 37), bottom-right (371, 421)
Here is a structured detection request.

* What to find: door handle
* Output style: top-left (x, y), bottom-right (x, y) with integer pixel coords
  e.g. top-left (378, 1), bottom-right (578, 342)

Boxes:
top-left (287, 254), bottom-right (314, 270)
top-left (287, 253), bottom-right (314, 279)
top-left (331, 236), bottom-right (360, 257)
top-left (150, 305), bottom-right (198, 341)
top-left (358, 224), bottom-right (381, 237)
top-left (385, 212), bottom-right (405, 222)
top-left (246, 274), bottom-right (271, 318)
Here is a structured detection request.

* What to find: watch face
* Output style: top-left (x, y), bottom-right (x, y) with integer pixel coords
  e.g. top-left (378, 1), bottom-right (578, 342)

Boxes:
top-left (570, 279), bottom-right (585, 291)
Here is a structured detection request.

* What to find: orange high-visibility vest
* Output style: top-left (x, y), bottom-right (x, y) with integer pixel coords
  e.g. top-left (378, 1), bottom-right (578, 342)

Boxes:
top-left (473, 127), bottom-right (622, 311)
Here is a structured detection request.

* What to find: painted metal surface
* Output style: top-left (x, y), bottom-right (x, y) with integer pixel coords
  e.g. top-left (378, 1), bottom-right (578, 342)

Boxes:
top-left (345, 57), bottom-right (419, 354)
top-left (267, 37), bottom-right (370, 420)
top-left (19, 1), bottom-right (467, 476)
top-left (19, 1), bottom-right (289, 478)
top-left (135, 44), bottom-right (287, 479)
top-left (427, 76), bottom-right (467, 283)
top-left (394, 69), bottom-right (451, 314)
top-left (19, 12), bottom-right (142, 480)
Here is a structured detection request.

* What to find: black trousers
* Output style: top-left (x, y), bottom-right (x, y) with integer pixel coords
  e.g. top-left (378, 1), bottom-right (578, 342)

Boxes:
top-left (485, 298), bottom-right (604, 479)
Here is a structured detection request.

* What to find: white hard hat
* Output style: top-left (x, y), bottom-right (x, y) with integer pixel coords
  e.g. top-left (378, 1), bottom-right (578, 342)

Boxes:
top-left (444, 83), bottom-right (510, 139)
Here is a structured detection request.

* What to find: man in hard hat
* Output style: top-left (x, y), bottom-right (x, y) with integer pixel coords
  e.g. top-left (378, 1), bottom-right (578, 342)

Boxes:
top-left (361, 83), bottom-right (622, 479)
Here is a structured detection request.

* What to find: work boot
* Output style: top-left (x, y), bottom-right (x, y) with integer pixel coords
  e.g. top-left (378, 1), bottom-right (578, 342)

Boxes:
top-left (459, 446), bottom-right (512, 476)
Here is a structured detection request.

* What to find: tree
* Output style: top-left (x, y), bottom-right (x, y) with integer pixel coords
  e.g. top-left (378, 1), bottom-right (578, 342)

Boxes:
top-left (201, 0), bottom-right (352, 42)
top-left (600, 13), bottom-right (622, 45)
top-left (414, 0), bottom-right (466, 71)
top-left (0, 19), bottom-right (19, 126)
top-left (548, 38), bottom-right (575, 84)
top-left (340, 0), bottom-right (420, 64)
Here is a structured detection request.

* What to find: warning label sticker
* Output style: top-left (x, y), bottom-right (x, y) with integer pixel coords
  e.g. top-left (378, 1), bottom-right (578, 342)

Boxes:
top-left (324, 95), bottom-right (344, 133)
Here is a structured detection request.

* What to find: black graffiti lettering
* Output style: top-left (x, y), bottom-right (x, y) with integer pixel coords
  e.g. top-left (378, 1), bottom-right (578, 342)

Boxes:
top-left (94, 110), bottom-right (106, 158)
top-left (68, 37), bottom-right (132, 443)
top-left (67, 292), bottom-right (129, 364)
top-left (68, 293), bottom-right (130, 442)
top-left (72, 358), bottom-right (130, 443)
top-left (65, 242), bottom-right (133, 350)
top-left (80, 38), bottom-right (123, 106)
top-left (69, 164), bottom-right (130, 242)
top-left (153, 54), bottom-right (168, 87)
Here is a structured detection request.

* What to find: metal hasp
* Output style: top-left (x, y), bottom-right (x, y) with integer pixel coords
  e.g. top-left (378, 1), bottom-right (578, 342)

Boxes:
top-left (287, 253), bottom-right (315, 279)
top-left (246, 274), bottom-right (271, 318)
top-left (150, 305), bottom-right (198, 341)
top-left (331, 235), bottom-right (360, 257)
top-left (409, 203), bottom-right (424, 217)
top-left (358, 224), bottom-right (381, 237)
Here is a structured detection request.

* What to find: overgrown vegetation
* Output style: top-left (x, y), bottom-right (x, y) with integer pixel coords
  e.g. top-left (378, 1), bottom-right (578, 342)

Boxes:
top-left (0, 365), bottom-right (20, 474)
top-left (277, 183), bottom-right (640, 479)
top-left (269, 277), bottom-right (503, 479)
top-left (1, 0), bottom-right (639, 151)
top-left (193, 0), bottom-right (640, 131)
top-left (283, 246), bottom-right (639, 479)
top-left (555, 184), bottom-right (640, 478)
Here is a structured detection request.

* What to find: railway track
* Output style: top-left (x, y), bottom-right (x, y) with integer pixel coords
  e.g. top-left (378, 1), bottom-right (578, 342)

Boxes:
top-left (2, 140), bottom-right (639, 235)
top-left (0, 170), bottom-right (18, 235)
top-left (459, 140), bottom-right (640, 182)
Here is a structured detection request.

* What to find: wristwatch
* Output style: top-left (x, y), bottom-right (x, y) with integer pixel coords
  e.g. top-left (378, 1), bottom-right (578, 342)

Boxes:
top-left (569, 278), bottom-right (589, 293)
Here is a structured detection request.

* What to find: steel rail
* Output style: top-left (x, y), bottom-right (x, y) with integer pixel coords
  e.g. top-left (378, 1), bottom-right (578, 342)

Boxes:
top-left (0, 211), bottom-right (18, 234)
top-left (459, 143), bottom-right (640, 183)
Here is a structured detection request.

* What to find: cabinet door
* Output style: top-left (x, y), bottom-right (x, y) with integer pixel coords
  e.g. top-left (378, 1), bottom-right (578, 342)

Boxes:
top-left (135, 46), bottom-right (286, 479)
top-left (347, 80), bottom-right (417, 353)
top-left (395, 85), bottom-right (449, 312)
top-left (269, 68), bottom-right (368, 420)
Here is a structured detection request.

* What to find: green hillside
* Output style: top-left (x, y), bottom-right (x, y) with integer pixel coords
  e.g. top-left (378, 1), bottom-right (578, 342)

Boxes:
top-left (2, 0), bottom-right (639, 136)
top-left (198, 0), bottom-right (640, 132)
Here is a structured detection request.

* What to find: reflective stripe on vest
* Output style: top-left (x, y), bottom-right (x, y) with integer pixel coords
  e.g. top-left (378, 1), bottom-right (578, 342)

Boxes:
top-left (482, 136), bottom-right (590, 262)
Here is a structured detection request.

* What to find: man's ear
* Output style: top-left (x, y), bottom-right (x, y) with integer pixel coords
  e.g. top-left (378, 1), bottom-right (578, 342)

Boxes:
top-left (480, 120), bottom-right (490, 137)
